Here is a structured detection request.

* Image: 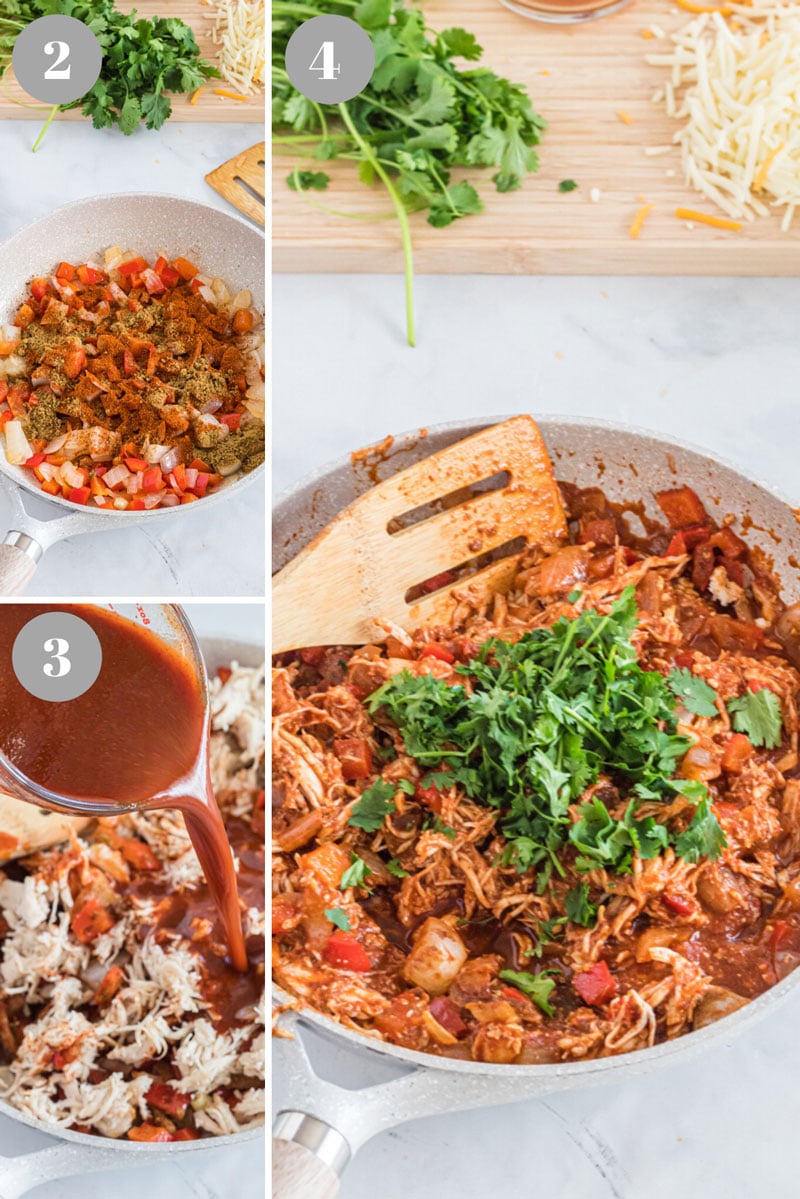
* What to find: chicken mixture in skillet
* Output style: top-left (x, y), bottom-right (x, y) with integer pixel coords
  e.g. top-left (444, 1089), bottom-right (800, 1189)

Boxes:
top-left (0, 249), bottom-right (265, 510)
top-left (0, 663), bottom-right (265, 1139)
top-left (273, 483), bottom-right (800, 1063)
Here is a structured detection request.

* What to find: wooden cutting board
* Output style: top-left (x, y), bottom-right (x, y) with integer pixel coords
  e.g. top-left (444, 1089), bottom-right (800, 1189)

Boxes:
top-left (273, 0), bottom-right (800, 274)
top-left (0, 0), bottom-right (264, 123)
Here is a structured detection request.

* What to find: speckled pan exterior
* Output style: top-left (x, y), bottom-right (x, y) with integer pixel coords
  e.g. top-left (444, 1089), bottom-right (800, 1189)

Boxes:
top-left (0, 636), bottom-right (264, 1189)
top-left (272, 416), bottom-right (800, 1147)
top-left (0, 194), bottom-right (265, 521)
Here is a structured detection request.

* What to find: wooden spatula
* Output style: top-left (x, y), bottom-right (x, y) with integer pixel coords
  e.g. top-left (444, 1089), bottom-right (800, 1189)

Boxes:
top-left (206, 143), bottom-right (265, 227)
top-left (0, 795), bottom-right (87, 863)
top-left (273, 415), bottom-right (567, 652)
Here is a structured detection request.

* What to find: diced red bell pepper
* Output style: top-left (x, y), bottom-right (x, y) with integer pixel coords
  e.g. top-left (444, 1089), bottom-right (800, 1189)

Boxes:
top-left (721, 556), bottom-right (745, 586)
top-left (172, 256), bottom-right (199, 281)
top-left (573, 960), bottom-right (617, 1006)
top-left (420, 570), bottom-right (455, 595)
top-left (55, 261), bottom-right (76, 281)
top-left (323, 931), bottom-right (371, 972)
top-left (68, 486), bottom-right (91, 506)
top-left (674, 651), bottom-right (694, 669)
top-left (663, 892), bottom-right (695, 917)
top-left (193, 471), bottom-right (210, 498)
top-left (128, 1124), bottom-right (173, 1143)
top-left (710, 526), bottom-right (748, 560)
top-left (124, 456), bottom-right (148, 472)
top-left (71, 896), bottom-right (114, 944)
top-left (119, 838), bottom-right (159, 871)
top-left (428, 996), bottom-right (468, 1038)
top-left (154, 256), bottom-right (168, 274)
top-left (415, 781), bottom-right (443, 813)
top-left (24, 453), bottom-right (45, 468)
top-left (130, 499), bottom-right (146, 510)
top-left (159, 264), bottom-right (181, 288)
top-left (93, 965), bottom-right (124, 1005)
top-left (721, 733), bottom-right (754, 773)
top-left (333, 737), bottom-right (373, 781)
top-left (63, 346), bottom-right (86, 380)
top-left (420, 644), bottom-right (455, 664)
top-left (76, 264), bottom-right (106, 285)
top-left (220, 413), bottom-right (241, 431)
top-left (172, 463), bottom-right (187, 491)
top-left (30, 277), bottom-right (50, 301)
top-left (117, 256), bottom-right (148, 277)
top-left (146, 1080), bottom-right (191, 1119)
top-left (655, 486), bottom-right (709, 529)
top-left (171, 1129), bottom-right (200, 1141)
top-left (691, 543), bottom-right (716, 592)
top-left (188, 457), bottom-right (212, 473)
top-left (142, 466), bottom-right (162, 493)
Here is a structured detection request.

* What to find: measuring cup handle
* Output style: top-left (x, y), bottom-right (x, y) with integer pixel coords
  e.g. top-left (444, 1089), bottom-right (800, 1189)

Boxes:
top-left (0, 537), bottom-right (42, 595)
top-left (273, 1136), bottom-right (341, 1199)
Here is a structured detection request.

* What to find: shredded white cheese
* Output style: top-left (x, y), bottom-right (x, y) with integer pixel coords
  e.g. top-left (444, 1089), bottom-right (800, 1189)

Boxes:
top-left (647, 2), bottom-right (800, 227)
top-left (209, 0), bottom-right (265, 95)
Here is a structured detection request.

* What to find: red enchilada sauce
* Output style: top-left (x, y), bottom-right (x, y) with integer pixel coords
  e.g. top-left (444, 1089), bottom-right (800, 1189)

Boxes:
top-left (0, 604), bottom-right (247, 973)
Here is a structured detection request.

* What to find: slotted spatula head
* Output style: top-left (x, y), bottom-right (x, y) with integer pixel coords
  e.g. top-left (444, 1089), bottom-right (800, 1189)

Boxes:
top-left (273, 415), bottom-right (568, 651)
top-left (206, 143), bottom-right (265, 227)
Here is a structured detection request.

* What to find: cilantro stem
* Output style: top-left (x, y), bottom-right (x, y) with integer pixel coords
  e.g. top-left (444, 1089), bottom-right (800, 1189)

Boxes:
top-left (337, 101), bottom-right (416, 348)
top-left (32, 104), bottom-right (58, 153)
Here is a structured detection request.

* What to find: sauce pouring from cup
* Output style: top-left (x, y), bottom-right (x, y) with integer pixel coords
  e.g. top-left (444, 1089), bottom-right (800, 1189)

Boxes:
top-left (0, 603), bottom-right (248, 973)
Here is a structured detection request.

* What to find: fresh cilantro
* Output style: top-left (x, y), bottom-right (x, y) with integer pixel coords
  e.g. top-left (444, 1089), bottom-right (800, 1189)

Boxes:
top-left (559, 179), bottom-right (578, 193)
top-left (432, 817), bottom-right (456, 840)
top-left (287, 171), bottom-right (330, 192)
top-left (674, 797), bottom-right (728, 863)
top-left (369, 587), bottom-right (723, 873)
top-left (499, 969), bottom-right (557, 1016)
top-left (564, 882), bottom-right (597, 927)
top-left (348, 779), bottom-right (398, 832)
top-left (273, 0), bottom-right (546, 345)
top-left (340, 854), bottom-right (373, 890)
top-left (1, 1), bottom-right (218, 147)
top-left (567, 589), bottom-right (583, 603)
top-left (667, 668), bottom-right (719, 718)
top-left (386, 858), bottom-right (409, 878)
top-left (324, 907), bottom-right (351, 931)
top-left (727, 689), bottom-right (783, 748)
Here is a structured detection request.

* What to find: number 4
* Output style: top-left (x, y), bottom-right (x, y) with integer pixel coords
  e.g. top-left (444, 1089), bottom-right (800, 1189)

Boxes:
top-left (309, 40), bottom-right (340, 81)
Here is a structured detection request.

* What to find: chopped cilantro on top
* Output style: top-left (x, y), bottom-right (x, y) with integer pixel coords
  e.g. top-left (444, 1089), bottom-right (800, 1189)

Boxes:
top-left (727, 688), bottom-right (783, 748)
top-left (667, 668), bottom-right (719, 717)
top-left (368, 587), bottom-right (726, 877)
top-left (499, 969), bottom-right (558, 1015)
top-left (340, 854), bottom-right (373, 891)
top-left (324, 907), bottom-right (352, 932)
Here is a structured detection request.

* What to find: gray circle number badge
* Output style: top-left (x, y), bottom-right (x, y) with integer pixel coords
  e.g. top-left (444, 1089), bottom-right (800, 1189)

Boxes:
top-left (13, 613), bottom-right (102, 703)
top-left (13, 15), bottom-right (102, 106)
top-left (285, 15), bottom-right (374, 105)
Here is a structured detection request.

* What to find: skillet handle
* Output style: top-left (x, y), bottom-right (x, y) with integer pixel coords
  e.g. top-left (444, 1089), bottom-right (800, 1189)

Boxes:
top-left (273, 1112), bottom-right (349, 1199)
top-left (272, 1137), bottom-right (340, 1199)
top-left (0, 537), bottom-right (41, 596)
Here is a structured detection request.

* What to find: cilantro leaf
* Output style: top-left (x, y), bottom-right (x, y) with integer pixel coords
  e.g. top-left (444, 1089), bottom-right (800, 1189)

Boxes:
top-left (499, 969), bottom-right (557, 1016)
top-left (287, 171), bottom-right (330, 192)
top-left (340, 854), bottom-right (373, 890)
top-left (325, 907), bottom-right (351, 931)
top-left (667, 668), bottom-right (719, 717)
top-left (564, 882), bottom-right (597, 927)
top-left (348, 779), bottom-right (398, 832)
top-left (727, 689), bottom-right (783, 748)
top-left (674, 797), bottom-right (727, 863)
top-left (386, 858), bottom-right (409, 878)
top-left (559, 179), bottom-right (578, 192)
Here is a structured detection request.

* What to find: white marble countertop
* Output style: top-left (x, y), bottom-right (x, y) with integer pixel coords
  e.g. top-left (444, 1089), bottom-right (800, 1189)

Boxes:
top-left (0, 120), bottom-right (265, 598)
top-left (274, 270), bottom-right (800, 1197)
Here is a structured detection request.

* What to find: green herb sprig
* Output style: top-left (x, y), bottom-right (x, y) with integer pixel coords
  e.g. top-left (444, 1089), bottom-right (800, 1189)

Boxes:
top-left (272, 0), bottom-right (545, 345)
top-left (368, 587), bottom-right (726, 877)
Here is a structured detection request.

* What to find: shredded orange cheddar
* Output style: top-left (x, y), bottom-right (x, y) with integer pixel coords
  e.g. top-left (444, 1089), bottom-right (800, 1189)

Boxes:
top-left (640, 28), bottom-right (656, 37)
top-left (540, 69), bottom-right (551, 75)
top-left (753, 143), bottom-right (785, 192)
top-left (190, 87), bottom-right (203, 105)
top-left (617, 110), bottom-right (634, 125)
top-left (214, 89), bottom-right (248, 102)
top-left (675, 207), bottom-right (742, 231)
top-left (630, 203), bottom-right (655, 239)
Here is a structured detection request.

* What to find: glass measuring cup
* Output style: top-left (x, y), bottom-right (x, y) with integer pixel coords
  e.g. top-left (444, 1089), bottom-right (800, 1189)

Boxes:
top-left (498, 0), bottom-right (633, 24)
top-left (0, 603), bottom-right (247, 971)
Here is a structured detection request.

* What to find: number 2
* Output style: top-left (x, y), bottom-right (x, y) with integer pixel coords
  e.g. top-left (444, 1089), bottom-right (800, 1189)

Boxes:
top-left (43, 637), bottom-right (71, 678)
top-left (44, 40), bottom-right (71, 81)
top-left (309, 40), bottom-right (340, 81)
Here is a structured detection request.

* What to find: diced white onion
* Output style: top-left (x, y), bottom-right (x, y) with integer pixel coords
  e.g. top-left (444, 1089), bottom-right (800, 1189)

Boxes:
top-left (44, 433), bottom-right (68, 454)
top-left (4, 420), bottom-right (32, 465)
top-left (159, 447), bottom-right (180, 474)
top-left (103, 463), bottom-right (131, 490)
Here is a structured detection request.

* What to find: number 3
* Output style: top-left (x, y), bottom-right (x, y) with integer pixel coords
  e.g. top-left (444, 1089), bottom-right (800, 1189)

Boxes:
top-left (43, 637), bottom-right (71, 678)
top-left (44, 40), bottom-right (71, 81)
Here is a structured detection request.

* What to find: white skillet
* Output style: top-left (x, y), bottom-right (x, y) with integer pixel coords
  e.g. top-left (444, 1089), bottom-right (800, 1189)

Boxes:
top-left (272, 414), bottom-right (800, 1199)
top-left (0, 195), bottom-right (265, 594)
